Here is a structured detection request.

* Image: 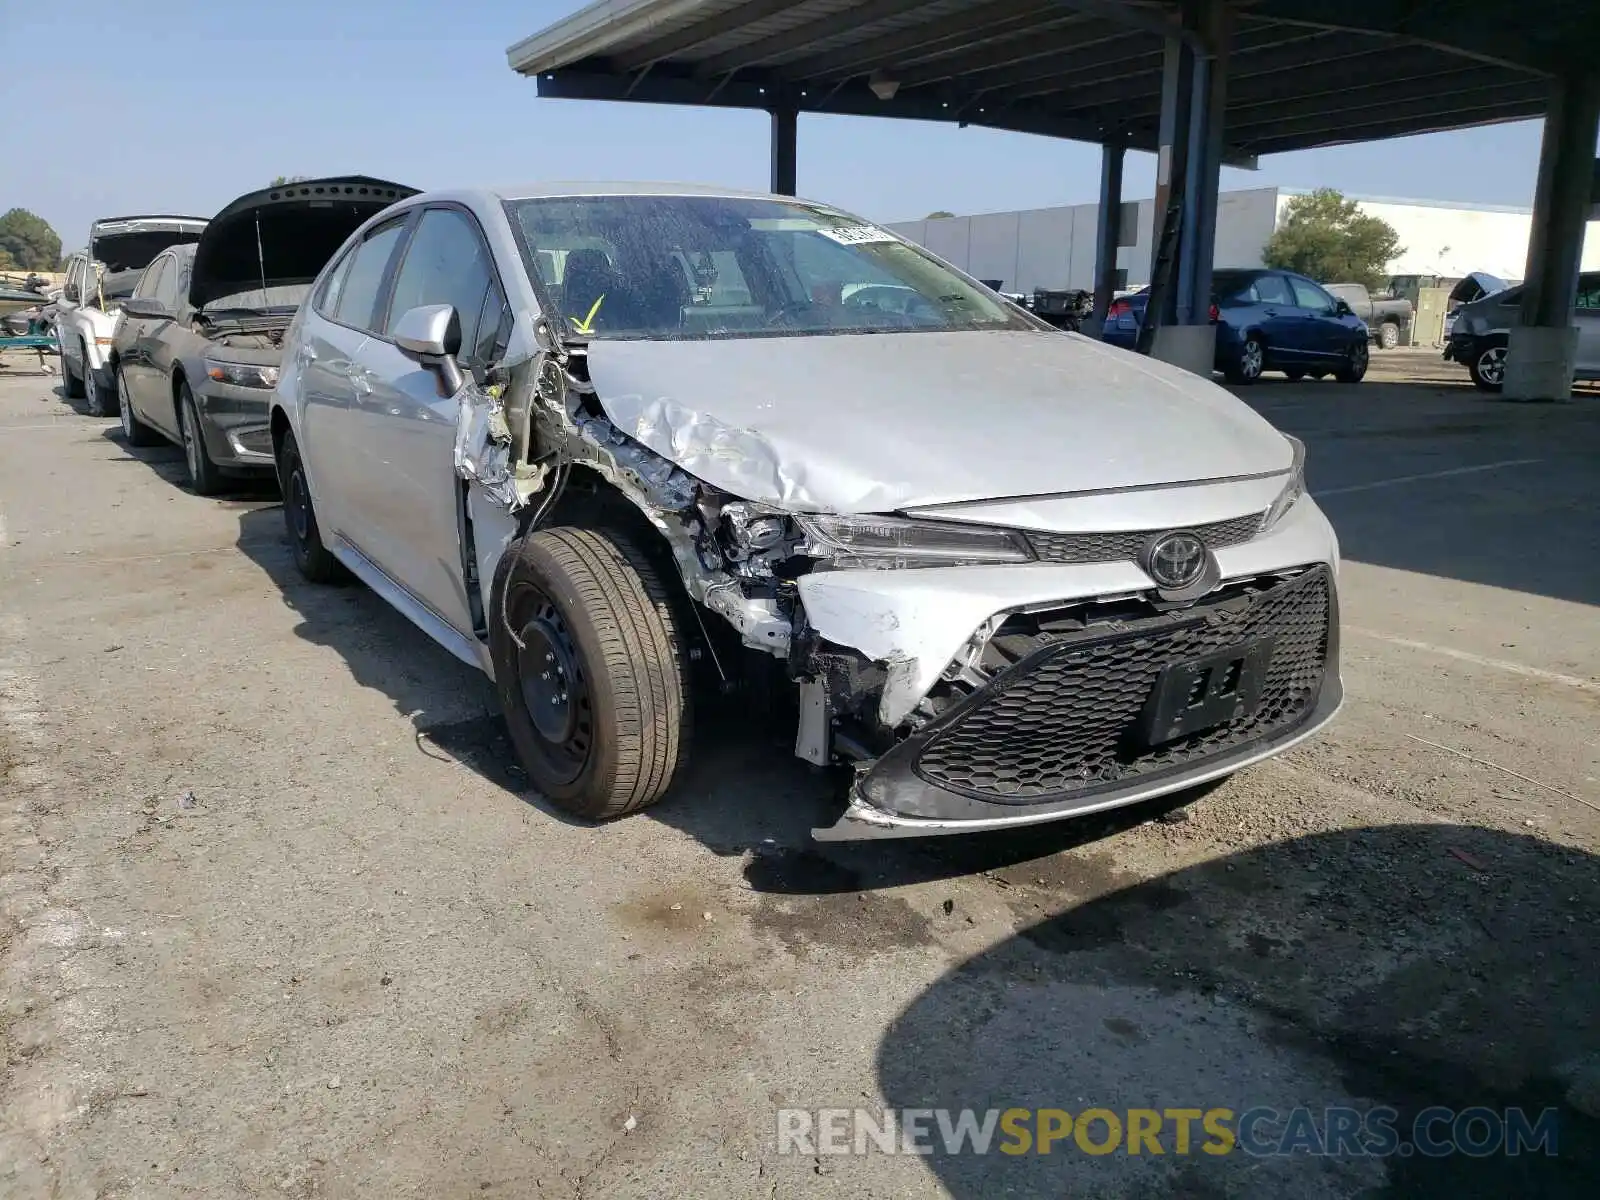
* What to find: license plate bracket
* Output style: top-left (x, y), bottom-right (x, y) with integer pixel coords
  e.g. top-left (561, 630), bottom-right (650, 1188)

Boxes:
top-left (1141, 638), bottom-right (1275, 746)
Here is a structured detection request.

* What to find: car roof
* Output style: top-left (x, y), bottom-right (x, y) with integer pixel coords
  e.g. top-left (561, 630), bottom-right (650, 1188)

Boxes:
top-left (447, 181), bottom-right (822, 204)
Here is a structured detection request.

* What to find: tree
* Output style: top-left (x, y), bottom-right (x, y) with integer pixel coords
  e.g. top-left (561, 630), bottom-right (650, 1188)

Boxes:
top-left (1263, 189), bottom-right (1403, 290)
top-left (925, 210), bottom-right (956, 219)
top-left (0, 209), bottom-right (63, 272)
top-left (270, 175), bottom-right (311, 186)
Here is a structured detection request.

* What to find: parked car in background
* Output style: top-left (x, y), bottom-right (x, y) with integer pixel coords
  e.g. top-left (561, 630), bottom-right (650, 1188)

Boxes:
top-left (56, 216), bottom-right (207, 415)
top-left (271, 182), bottom-right (1340, 841)
top-left (1324, 282), bottom-right (1412, 350)
top-left (1443, 271), bottom-right (1600, 391)
top-left (111, 177), bottom-right (416, 493)
top-left (1102, 268), bottom-right (1369, 384)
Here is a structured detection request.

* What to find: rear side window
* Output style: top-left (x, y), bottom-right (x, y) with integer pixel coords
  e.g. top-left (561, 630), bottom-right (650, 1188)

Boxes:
top-left (382, 208), bottom-right (499, 360)
top-left (334, 219), bottom-right (409, 333)
top-left (1253, 275), bottom-right (1292, 306)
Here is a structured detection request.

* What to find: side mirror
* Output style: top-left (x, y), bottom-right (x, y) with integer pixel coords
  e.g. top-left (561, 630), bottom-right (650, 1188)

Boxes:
top-left (1334, 299), bottom-right (1353, 316)
top-left (393, 303), bottom-right (464, 396)
top-left (121, 297), bottom-right (173, 320)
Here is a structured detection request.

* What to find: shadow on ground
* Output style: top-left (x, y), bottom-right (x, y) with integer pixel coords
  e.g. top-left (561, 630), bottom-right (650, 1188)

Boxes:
top-left (1235, 378), bottom-right (1600, 607)
top-left (230, 506), bottom-right (1213, 892)
top-left (876, 823), bottom-right (1598, 1198)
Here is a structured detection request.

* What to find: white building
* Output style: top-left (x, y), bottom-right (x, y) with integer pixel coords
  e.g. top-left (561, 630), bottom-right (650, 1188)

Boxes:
top-left (887, 187), bottom-right (1600, 295)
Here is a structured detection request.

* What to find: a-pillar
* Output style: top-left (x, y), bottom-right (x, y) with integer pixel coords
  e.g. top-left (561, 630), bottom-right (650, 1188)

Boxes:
top-left (1503, 72), bottom-right (1600, 401)
top-left (769, 105), bottom-right (798, 196)
top-left (1084, 139), bottom-right (1127, 338)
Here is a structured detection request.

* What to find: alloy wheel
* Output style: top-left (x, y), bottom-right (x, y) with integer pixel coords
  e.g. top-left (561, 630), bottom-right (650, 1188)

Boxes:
top-left (118, 373), bottom-right (134, 439)
top-left (1478, 345), bottom-right (1507, 386)
top-left (1240, 339), bottom-right (1263, 379)
top-left (181, 404), bottom-right (201, 483)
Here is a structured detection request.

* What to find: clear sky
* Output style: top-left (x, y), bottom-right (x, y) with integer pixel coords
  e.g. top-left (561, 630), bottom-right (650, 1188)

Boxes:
top-left (1, 0), bottom-right (1556, 251)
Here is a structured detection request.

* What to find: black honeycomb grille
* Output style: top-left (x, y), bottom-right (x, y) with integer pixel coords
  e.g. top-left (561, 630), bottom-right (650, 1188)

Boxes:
top-left (913, 568), bottom-right (1331, 803)
top-left (1023, 512), bottom-right (1263, 564)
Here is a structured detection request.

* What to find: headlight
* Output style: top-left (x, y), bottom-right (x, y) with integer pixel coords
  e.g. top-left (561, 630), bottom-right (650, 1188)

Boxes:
top-left (795, 513), bottom-right (1034, 569)
top-left (205, 359), bottom-right (279, 389)
top-left (1260, 435), bottom-right (1306, 532)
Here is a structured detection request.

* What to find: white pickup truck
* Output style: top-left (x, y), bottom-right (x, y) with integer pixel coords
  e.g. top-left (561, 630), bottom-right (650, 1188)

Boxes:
top-left (57, 216), bottom-right (207, 415)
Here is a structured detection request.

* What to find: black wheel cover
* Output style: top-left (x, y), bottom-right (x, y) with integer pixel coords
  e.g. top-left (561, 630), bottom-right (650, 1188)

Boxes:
top-left (505, 580), bottom-right (593, 785)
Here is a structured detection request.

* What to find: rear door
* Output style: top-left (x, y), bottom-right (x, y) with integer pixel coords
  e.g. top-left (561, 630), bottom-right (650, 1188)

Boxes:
top-left (292, 215), bottom-right (412, 541)
top-left (349, 204), bottom-right (510, 634)
top-left (1251, 273), bottom-right (1306, 362)
top-left (138, 255), bottom-right (188, 439)
top-left (124, 254), bottom-right (175, 416)
top-left (58, 255), bottom-right (87, 371)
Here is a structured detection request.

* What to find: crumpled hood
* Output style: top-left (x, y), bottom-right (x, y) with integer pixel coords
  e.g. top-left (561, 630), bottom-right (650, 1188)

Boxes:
top-left (583, 329), bottom-right (1294, 513)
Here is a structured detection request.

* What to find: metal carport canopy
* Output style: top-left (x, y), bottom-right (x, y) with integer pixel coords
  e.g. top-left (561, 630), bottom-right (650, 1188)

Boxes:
top-left (507, 0), bottom-right (1597, 159)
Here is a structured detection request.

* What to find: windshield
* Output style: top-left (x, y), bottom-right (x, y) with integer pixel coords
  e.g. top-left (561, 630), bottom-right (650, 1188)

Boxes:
top-left (506, 194), bottom-right (1033, 340)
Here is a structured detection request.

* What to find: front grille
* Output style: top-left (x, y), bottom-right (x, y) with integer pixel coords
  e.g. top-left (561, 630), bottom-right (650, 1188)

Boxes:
top-left (913, 567), bottom-right (1331, 803)
top-left (1023, 512), bottom-right (1263, 565)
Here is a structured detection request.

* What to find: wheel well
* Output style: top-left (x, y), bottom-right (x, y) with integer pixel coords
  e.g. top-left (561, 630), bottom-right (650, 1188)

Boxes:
top-left (168, 365), bottom-right (188, 429)
top-left (270, 406), bottom-right (291, 457)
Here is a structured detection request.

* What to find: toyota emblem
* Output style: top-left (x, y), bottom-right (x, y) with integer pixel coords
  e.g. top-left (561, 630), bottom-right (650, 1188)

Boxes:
top-left (1143, 531), bottom-right (1207, 589)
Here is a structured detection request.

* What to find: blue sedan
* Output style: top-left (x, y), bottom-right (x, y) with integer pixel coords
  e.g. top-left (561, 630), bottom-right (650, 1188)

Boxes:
top-left (1102, 268), bottom-right (1371, 384)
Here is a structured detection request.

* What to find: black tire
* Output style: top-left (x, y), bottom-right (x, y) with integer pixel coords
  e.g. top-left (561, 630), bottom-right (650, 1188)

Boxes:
top-left (490, 527), bottom-right (692, 821)
top-left (1378, 320), bottom-right (1401, 350)
top-left (1467, 338), bottom-right (1507, 392)
top-left (1224, 335), bottom-right (1265, 385)
top-left (1284, 369), bottom-right (1307, 382)
top-left (177, 381), bottom-right (225, 496)
top-left (63, 338), bottom-right (86, 399)
top-left (83, 357), bottom-right (111, 417)
top-left (1335, 339), bottom-right (1370, 383)
top-left (117, 366), bottom-right (162, 446)
top-left (275, 427), bottom-right (346, 583)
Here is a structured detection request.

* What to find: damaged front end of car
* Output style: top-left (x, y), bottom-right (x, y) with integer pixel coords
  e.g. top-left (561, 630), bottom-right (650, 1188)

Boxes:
top-left (449, 321), bottom-right (1341, 842)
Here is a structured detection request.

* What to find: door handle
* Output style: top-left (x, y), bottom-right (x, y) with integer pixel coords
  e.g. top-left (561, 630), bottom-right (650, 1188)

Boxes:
top-left (1263, 308), bottom-right (1278, 317)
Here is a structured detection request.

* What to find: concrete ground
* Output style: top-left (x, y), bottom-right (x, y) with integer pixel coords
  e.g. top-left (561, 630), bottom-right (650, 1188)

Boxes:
top-left (1, 347), bottom-right (1596, 1198)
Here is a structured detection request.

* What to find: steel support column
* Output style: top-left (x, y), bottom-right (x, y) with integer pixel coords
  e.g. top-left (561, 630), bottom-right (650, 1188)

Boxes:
top-left (769, 106), bottom-right (798, 196)
top-left (1176, 0), bottom-right (1231, 327)
top-left (1146, 33), bottom-right (1194, 333)
top-left (1503, 72), bottom-right (1600, 400)
top-left (1087, 139), bottom-right (1127, 335)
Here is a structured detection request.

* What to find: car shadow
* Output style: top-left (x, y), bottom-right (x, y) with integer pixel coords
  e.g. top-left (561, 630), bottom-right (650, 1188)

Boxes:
top-left (97, 424), bottom-right (281, 500)
top-left (231, 506), bottom-right (1220, 893)
top-left (876, 823), bottom-right (1598, 1198)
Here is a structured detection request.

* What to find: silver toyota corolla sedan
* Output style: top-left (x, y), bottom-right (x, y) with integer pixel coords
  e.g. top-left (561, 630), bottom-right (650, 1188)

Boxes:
top-left (270, 182), bottom-right (1342, 840)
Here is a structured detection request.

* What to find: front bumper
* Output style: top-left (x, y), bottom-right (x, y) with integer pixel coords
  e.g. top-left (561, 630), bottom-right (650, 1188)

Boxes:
top-left (815, 563), bottom-right (1340, 839)
top-left (194, 382), bottom-right (275, 470)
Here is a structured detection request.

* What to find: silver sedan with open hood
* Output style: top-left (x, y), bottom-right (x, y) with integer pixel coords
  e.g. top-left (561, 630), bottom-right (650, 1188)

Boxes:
top-left (270, 183), bottom-right (1341, 839)
top-left (110, 177), bottom-right (417, 493)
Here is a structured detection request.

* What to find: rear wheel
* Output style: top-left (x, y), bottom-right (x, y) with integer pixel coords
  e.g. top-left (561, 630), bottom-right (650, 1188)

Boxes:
top-left (177, 381), bottom-right (224, 495)
top-left (1468, 339), bottom-right (1507, 392)
top-left (276, 427), bottom-right (346, 582)
top-left (490, 527), bottom-right (692, 821)
top-left (1335, 339), bottom-right (1370, 383)
top-left (117, 367), bottom-right (162, 446)
top-left (1225, 335), bottom-right (1265, 384)
top-left (1378, 320), bottom-right (1401, 350)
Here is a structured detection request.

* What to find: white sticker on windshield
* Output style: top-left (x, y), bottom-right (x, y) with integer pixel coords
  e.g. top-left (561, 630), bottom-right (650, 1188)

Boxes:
top-left (817, 225), bottom-right (898, 246)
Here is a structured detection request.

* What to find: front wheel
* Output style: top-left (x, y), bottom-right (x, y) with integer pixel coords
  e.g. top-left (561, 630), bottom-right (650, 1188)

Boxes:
top-left (1467, 340), bottom-right (1507, 392)
top-left (62, 337), bottom-right (86, 399)
top-left (490, 527), bottom-right (692, 821)
top-left (1378, 321), bottom-right (1401, 350)
top-left (177, 382), bottom-right (224, 495)
top-left (1335, 340), bottom-right (1369, 383)
top-left (84, 356), bottom-right (111, 417)
top-left (1225, 335), bottom-right (1265, 384)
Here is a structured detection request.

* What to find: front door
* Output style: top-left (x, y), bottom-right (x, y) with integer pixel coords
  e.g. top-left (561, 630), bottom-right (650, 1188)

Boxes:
top-left (1288, 276), bottom-right (1345, 361)
top-left (343, 205), bottom-right (508, 636)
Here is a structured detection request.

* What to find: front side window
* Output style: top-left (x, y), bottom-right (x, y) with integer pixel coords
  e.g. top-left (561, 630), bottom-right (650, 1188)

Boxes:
top-left (1289, 276), bottom-right (1335, 313)
top-left (334, 219), bottom-right (408, 333)
top-left (383, 208), bottom-right (498, 359)
top-left (132, 257), bottom-right (163, 300)
top-left (151, 256), bottom-right (181, 310)
top-left (506, 194), bottom-right (1033, 341)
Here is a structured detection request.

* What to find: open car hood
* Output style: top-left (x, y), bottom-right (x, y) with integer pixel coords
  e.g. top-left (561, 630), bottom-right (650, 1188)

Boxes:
top-left (583, 329), bottom-right (1294, 514)
top-left (189, 177), bottom-right (418, 310)
top-left (90, 215), bottom-right (208, 274)
top-left (1448, 272), bottom-right (1511, 305)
